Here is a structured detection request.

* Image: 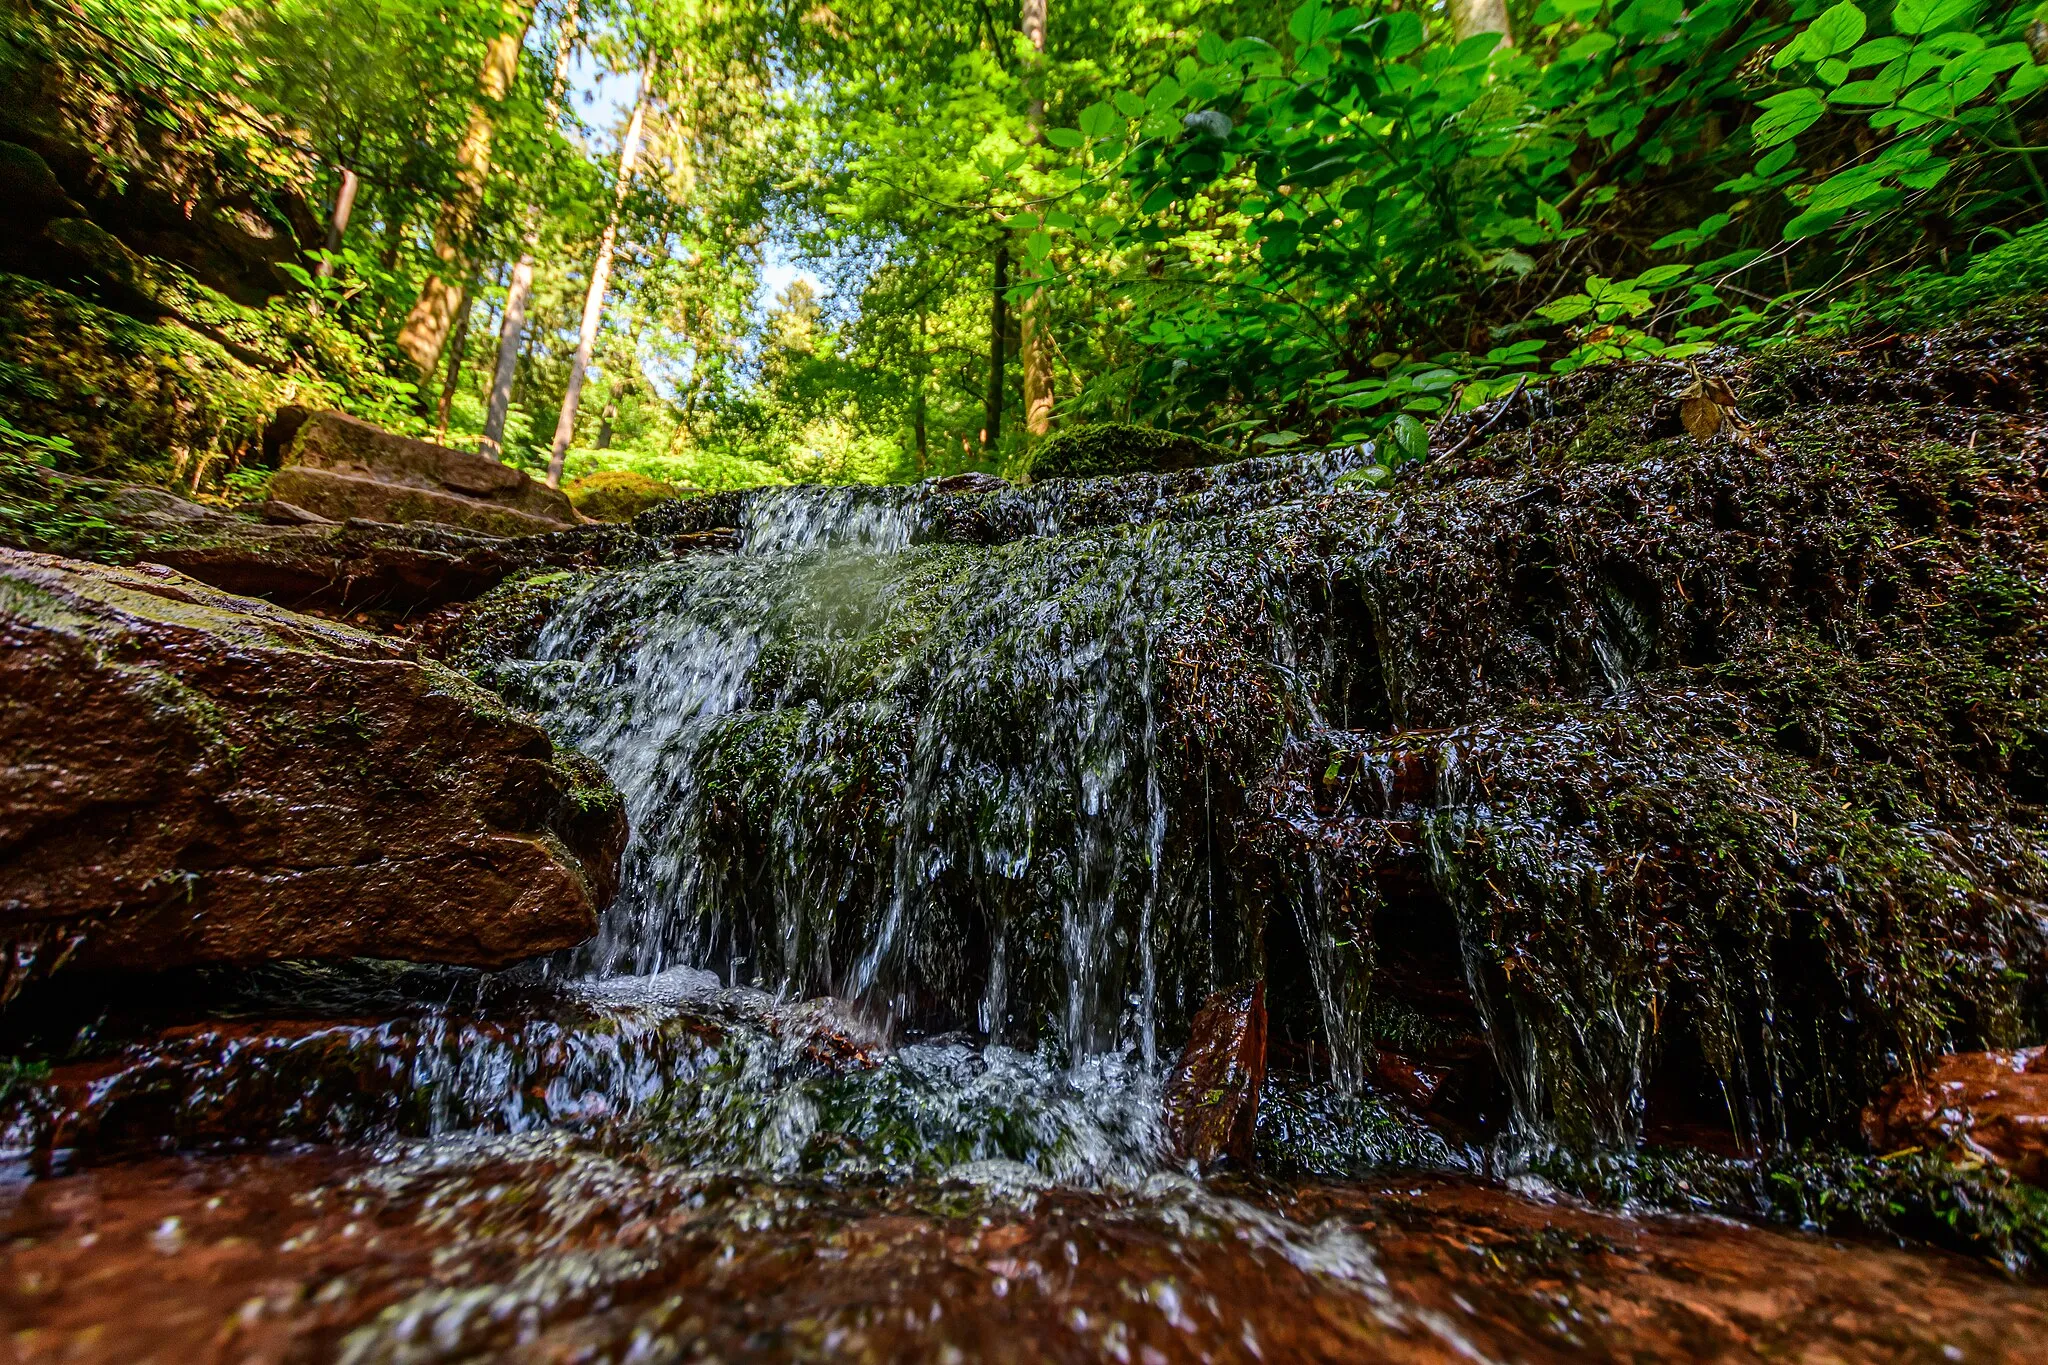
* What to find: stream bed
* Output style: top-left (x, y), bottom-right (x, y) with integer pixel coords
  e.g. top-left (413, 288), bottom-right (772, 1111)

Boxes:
top-left (8, 338), bottom-right (2048, 1364)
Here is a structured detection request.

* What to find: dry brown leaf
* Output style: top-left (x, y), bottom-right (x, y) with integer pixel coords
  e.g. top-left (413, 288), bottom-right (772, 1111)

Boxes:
top-left (1680, 391), bottom-right (1727, 441)
top-left (1679, 368), bottom-right (1742, 442)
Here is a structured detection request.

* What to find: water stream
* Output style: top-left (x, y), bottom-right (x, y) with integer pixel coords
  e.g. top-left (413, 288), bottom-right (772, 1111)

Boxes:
top-left (6, 448), bottom-right (2047, 1360)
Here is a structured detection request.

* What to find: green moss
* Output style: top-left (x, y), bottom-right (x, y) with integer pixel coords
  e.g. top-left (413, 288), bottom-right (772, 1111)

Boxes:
top-left (1539, 1144), bottom-right (2048, 1276)
top-left (0, 274), bottom-right (274, 482)
top-left (565, 469), bottom-right (685, 522)
top-left (1028, 422), bottom-right (1232, 481)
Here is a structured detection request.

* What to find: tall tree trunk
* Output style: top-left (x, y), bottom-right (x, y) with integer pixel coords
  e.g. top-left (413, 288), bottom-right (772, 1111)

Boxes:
top-left (436, 283), bottom-right (474, 437)
top-left (1448, 0), bottom-right (1512, 44)
top-left (396, 0), bottom-right (538, 381)
top-left (982, 241), bottom-right (1008, 457)
top-left (1019, 0), bottom-right (1053, 440)
top-left (912, 307), bottom-right (929, 477)
top-left (545, 59), bottom-right (655, 489)
top-left (316, 167), bottom-right (360, 279)
top-left (596, 376), bottom-right (627, 449)
top-left (480, 0), bottom-right (580, 461)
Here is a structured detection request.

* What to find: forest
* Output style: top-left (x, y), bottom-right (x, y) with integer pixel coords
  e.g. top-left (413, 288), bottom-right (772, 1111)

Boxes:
top-left (3, 0), bottom-right (2048, 1356)
top-left (3, 0), bottom-right (2045, 504)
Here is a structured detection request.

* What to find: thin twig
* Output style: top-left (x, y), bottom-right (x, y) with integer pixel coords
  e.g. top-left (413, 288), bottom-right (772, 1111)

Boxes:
top-left (1438, 375), bottom-right (1530, 460)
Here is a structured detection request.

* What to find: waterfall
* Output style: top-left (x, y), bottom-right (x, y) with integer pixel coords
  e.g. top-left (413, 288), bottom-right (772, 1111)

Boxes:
top-left (501, 484), bottom-right (1215, 1058)
top-left (493, 456), bottom-right (1364, 1064)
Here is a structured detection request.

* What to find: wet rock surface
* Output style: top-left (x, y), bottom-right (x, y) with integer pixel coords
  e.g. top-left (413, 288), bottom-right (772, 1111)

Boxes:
top-left (456, 304), bottom-right (2048, 1167)
top-left (1162, 981), bottom-right (1266, 1168)
top-left (0, 549), bottom-right (623, 988)
top-left (1866, 1047), bottom-right (2048, 1186)
top-left (2, 1146), bottom-right (2045, 1364)
top-left (4, 309), bottom-right (2048, 1354)
top-left (271, 411), bottom-right (580, 536)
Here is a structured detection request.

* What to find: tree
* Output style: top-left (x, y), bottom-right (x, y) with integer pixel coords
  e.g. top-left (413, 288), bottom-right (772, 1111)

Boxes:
top-left (1018, 0), bottom-right (1054, 440)
top-left (395, 0), bottom-right (539, 384)
top-left (479, 0), bottom-right (581, 461)
top-left (1447, 0), bottom-right (1511, 45)
top-left (545, 55), bottom-right (656, 488)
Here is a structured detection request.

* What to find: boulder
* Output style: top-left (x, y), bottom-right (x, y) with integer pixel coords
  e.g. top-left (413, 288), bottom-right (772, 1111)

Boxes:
top-left (1029, 422), bottom-right (1235, 481)
top-left (565, 469), bottom-right (687, 522)
top-left (56, 483), bottom-right (601, 614)
top-left (1161, 980), bottom-right (1267, 1169)
top-left (1864, 1048), bottom-right (2048, 1185)
top-left (270, 411), bottom-right (579, 536)
top-left (0, 549), bottom-right (624, 997)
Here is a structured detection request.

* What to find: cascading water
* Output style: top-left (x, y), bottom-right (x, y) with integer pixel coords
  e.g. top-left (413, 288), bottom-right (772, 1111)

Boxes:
top-left (498, 469), bottom-right (1353, 1065)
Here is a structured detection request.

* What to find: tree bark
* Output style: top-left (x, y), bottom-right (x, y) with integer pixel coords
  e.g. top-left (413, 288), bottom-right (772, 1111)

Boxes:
top-left (982, 241), bottom-right (1008, 456)
top-left (1019, 0), bottom-right (1053, 439)
top-left (1448, 0), bottom-right (1512, 45)
top-left (436, 283), bottom-right (474, 437)
top-left (912, 307), bottom-right (929, 477)
top-left (316, 168), bottom-right (360, 279)
top-left (396, 0), bottom-right (538, 382)
top-left (480, 0), bottom-right (580, 461)
top-left (545, 58), bottom-right (655, 489)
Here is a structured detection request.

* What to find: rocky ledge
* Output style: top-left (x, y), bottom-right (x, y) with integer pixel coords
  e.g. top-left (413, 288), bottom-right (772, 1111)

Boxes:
top-left (0, 549), bottom-right (624, 996)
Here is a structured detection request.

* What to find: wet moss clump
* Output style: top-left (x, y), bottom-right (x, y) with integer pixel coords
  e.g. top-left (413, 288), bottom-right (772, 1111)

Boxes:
top-left (482, 306), bottom-right (2047, 1221)
top-left (1029, 422), bottom-right (1232, 481)
top-left (1535, 1144), bottom-right (2048, 1275)
top-left (566, 470), bottom-right (687, 522)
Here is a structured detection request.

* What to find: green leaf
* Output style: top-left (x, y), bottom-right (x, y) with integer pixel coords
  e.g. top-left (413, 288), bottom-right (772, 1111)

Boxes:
top-left (1894, 156), bottom-right (1950, 189)
top-left (1827, 77), bottom-right (1899, 102)
top-left (1773, 31), bottom-right (1816, 68)
top-left (1198, 31), bottom-right (1229, 63)
top-left (1751, 88), bottom-right (1828, 146)
top-left (1756, 142), bottom-right (1800, 176)
top-left (1146, 76), bottom-right (1185, 111)
top-left (1026, 230), bottom-right (1054, 259)
top-left (1045, 127), bottom-right (1085, 149)
top-left (1807, 167), bottom-right (1888, 209)
top-left (1892, 0), bottom-right (1974, 35)
top-left (1817, 57), bottom-right (1851, 84)
top-left (1783, 205), bottom-right (1848, 237)
top-left (1114, 90), bottom-right (1148, 119)
top-left (1079, 102), bottom-right (1120, 139)
top-left (1630, 262), bottom-right (1693, 287)
top-left (1385, 412), bottom-right (1430, 463)
top-left (1848, 36), bottom-right (1909, 66)
top-left (1561, 31), bottom-right (1618, 61)
top-left (1805, 2), bottom-right (1867, 57)
top-left (1537, 294), bottom-right (1594, 322)
top-left (1378, 10), bottom-right (1425, 58)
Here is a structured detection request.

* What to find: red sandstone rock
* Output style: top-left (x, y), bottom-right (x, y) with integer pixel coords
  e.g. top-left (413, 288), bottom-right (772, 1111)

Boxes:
top-left (0, 549), bottom-right (623, 994)
top-left (1864, 1047), bottom-right (2048, 1184)
top-left (270, 409), bottom-right (579, 535)
top-left (1162, 979), bottom-right (1266, 1168)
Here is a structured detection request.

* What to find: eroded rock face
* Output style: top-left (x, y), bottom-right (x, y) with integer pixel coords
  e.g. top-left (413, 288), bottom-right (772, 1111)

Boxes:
top-left (1163, 981), bottom-right (1267, 1168)
top-left (271, 411), bottom-right (579, 536)
top-left (0, 549), bottom-right (623, 993)
top-left (1865, 1048), bottom-right (2048, 1185)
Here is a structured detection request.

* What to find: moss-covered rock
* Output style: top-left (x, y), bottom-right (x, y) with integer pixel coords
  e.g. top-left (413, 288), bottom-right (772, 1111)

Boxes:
top-left (1028, 422), bottom-right (1233, 481)
top-left (0, 274), bottom-right (274, 479)
top-left (566, 469), bottom-right (687, 522)
top-left (0, 548), bottom-right (625, 994)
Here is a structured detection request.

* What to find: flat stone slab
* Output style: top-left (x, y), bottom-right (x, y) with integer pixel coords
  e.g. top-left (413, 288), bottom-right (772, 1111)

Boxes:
top-left (274, 410), bottom-right (577, 534)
